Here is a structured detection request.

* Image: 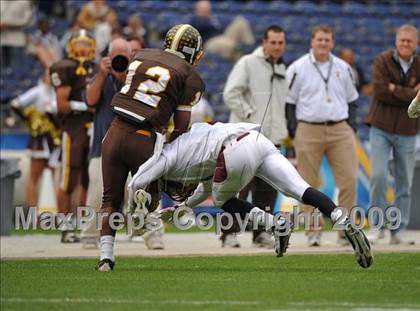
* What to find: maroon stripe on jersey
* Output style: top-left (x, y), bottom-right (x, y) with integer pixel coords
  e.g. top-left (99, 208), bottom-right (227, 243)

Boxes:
top-left (213, 146), bottom-right (227, 183)
top-left (236, 132), bottom-right (250, 141)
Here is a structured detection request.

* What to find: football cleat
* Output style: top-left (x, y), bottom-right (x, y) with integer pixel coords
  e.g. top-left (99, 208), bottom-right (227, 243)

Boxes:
top-left (221, 233), bottom-right (241, 248)
top-left (253, 231), bottom-right (275, 249)
top-left (143, 229), bottom-right (165, 250)
top-left (273, 218), bottom-right (293, 257)
top-left (96, 258), bottom-right (115, 272)
top-left (344, 221), bottom-right (373, 268)
top-left (61, 231), bottom-right (80, 243)
top-left (307, 231), bottom-right (322, 247)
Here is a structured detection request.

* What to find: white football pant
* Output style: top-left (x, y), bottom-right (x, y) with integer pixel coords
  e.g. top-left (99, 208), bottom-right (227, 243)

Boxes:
top-left (212, 130), bottom-right (310, 207)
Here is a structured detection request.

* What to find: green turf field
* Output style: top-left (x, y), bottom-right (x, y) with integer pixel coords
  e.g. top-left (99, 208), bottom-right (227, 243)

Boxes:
top-left (1, 253), bottom-right (419, 311)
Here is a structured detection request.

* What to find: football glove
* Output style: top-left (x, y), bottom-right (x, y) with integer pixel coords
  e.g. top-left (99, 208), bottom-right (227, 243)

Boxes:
top-left (408, 96), bottom-right (420, 118)
top-left (156, 202), bottom-right (191, 223)
top-left (128, 189), bottom-right (152, 215)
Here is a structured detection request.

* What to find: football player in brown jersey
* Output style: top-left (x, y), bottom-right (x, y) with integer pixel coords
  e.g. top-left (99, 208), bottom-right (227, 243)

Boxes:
top-left (50, 29), bottom-right (97, 243)
top-left (97, 24), bottom-right (205, 271)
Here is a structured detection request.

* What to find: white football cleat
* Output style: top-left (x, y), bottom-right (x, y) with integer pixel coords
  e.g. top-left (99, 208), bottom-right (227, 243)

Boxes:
top-left (143, 228), bottom-right (164, 250)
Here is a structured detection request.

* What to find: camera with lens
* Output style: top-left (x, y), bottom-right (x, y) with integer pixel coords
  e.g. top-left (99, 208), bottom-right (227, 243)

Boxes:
top-left (111, 55), bottom-right (129, 72)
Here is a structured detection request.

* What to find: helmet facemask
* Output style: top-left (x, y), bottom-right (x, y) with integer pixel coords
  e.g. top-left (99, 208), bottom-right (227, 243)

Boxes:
top-left (67, 30), bottom-right (96, 75)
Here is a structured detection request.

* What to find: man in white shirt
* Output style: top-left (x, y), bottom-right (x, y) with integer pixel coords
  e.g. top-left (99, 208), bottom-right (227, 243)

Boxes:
top-left (128, 122), bottom-right (373, 269)
top-left (286, 25), bottom-right (359, 247)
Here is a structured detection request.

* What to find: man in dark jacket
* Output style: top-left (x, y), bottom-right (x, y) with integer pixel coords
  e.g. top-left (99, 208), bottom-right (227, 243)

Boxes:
top-left (366, 24), bottom-right (420, 245)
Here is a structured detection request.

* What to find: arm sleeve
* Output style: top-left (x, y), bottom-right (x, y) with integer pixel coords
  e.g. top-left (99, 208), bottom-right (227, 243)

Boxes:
top-left (344, 65), bottom-right (359, 103)
top-left (285, 63), bottom-right (299, 104)
top-left (346, 101), bottom-right (358, 132)
top-left (14, 86), bottom-right (40, 108)
top-left (185, 180), bottom-right (213, 208)
top-left (50, 64), bottom-right (72, 88)
top-left (393, 84), bottom-right (418, 103)
top-left (223, 57), bottom-right (254, 119)
top-left (372, 55), bottom-right (416, 106)
top-left (178, 71), bottom-right (205, 112)
top-left (285, 103), bottom-right (297, 138)
top-left (131, 156), bottom-right (169, 191)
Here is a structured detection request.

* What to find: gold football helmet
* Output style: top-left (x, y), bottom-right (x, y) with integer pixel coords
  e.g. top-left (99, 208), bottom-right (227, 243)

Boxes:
top-left (164, 24), bottom-right (203, 66)
top-left (67, 29), bottom-right (96, 75)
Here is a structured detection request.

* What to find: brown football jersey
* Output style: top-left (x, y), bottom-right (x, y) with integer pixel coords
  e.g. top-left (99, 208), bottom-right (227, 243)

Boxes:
top-left (111, 49), bottom-right (205, 129)
top-left (50, 59), bottom-right (96, 130)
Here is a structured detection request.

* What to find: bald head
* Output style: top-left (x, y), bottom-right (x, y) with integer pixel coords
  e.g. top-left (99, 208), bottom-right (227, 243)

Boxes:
top-left (108, 38), bottom-right (132, 59)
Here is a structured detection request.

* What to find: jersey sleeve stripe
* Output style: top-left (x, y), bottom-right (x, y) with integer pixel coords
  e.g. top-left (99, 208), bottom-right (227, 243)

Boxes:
top-left (177, 105), bottom-right (192, 112)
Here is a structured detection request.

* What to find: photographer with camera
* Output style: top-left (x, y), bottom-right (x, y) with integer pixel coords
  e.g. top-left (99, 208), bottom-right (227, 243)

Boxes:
top-left (81, 38), bottom-right (132, 248)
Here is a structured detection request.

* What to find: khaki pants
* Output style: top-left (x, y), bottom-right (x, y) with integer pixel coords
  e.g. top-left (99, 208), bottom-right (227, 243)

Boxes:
top-left (294, 121), bottom-right (358, 233)
top-left (81, 157), bottom-right (102, 238)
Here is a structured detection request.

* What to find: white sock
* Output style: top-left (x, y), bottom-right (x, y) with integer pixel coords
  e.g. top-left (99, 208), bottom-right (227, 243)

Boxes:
top-left (100, 235), bottom-right (115, 261)
top-left (249, 207), bottom-right (275, 229)
top-left (331, 208), bottom-right (347, 225)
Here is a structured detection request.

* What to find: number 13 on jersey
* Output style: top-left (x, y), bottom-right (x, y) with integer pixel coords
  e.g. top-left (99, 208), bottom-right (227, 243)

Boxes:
top-left (120, 60), bottom-right (171, 108)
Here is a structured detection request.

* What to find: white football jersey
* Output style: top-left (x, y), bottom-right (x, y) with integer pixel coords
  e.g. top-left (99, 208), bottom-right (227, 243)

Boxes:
top-left (161, 122), bottom-right (260, 183)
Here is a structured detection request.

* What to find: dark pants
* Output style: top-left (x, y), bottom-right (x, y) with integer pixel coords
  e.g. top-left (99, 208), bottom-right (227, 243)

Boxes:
top-left (1, 46), bottom-right (24, 68)
top-left (221, 177), bottom-right (277, 241)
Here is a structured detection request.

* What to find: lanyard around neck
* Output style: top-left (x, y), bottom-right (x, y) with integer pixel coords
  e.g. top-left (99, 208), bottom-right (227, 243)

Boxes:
top-left (312, 58), bottom-right (333, 93)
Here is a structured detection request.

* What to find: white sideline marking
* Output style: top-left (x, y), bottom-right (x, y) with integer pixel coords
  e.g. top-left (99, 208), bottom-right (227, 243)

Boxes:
top-left (287, 301), bottom-right (420, 310)
top-left (0, 297), bottom-right (260, 306)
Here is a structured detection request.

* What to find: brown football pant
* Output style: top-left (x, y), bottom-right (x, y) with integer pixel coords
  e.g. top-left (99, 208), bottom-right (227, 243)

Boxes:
top-left (101, 117), bottom-right (157, 236)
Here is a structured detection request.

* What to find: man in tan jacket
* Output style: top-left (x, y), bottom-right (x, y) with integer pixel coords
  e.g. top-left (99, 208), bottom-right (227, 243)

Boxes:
top-left (366, 24), bottom-right (420, 245)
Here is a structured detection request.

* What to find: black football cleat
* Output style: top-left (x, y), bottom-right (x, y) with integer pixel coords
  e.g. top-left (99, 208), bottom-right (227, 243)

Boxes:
top-left (273, 218), bottom-right (294, 257)
top-left (96, 259), bottom-right (115, 272)
top-left (344, 221), bottom-right (373, 268)
top-left (61, 231), bottom-right (80, 243)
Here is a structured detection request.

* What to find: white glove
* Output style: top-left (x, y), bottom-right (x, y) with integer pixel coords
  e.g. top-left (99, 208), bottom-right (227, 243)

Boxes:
top-left (128, 188), bottom-right (151, 215)
top-left (70, 100), bottom-right (88, 111)
top-left (408, 97), bottom-right (420, 118)
top-left (156, 202), bottom-right (191, 223)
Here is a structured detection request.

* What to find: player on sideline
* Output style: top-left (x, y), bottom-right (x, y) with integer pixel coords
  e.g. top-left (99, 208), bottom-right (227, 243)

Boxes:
top-left (129, 122), bottom-right (373, 269)
top-left (408, 90), bottom-right (420, 118)
top-left (96, 24), bottom-right (205, 272)
top-left (50, 29), bottom-right (97, 243)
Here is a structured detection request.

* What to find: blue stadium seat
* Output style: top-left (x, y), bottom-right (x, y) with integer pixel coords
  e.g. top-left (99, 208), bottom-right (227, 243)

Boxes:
top-left (268, 1), bottom-right (297, 15)
top-left (294, 1), bottom-right (319, 16)
top-left (342, 2), bottom-right (369, 16)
